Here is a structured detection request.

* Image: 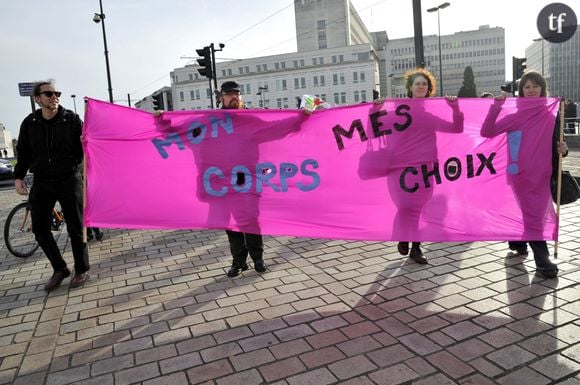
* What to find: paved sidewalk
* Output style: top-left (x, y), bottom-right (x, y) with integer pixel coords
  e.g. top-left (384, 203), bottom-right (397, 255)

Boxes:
top-left (0, 187), bottom-right (578, 385)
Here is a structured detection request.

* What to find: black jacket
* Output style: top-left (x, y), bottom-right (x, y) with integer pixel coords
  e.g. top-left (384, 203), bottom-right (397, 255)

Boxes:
top-left (14, 106), bottom-right (83, 181)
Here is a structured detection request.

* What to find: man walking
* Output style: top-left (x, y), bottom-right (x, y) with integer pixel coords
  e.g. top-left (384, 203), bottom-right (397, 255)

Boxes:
top-left (14, 81), bottom-right (90, 291)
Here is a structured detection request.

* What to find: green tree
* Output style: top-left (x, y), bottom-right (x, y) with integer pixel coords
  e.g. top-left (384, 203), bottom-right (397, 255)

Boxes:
top-left (458, 66), bottom-right (477, 97)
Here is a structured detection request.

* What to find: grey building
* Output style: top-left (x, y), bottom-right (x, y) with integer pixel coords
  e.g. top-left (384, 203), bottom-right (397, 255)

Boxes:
top-left (384, 26), bottom-right (506, 98)
top-left (526, 27), bottom-right (580, 102)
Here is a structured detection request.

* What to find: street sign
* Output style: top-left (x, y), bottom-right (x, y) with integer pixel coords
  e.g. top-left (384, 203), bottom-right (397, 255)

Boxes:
top-left (18, 82), bottom-right (36, 97)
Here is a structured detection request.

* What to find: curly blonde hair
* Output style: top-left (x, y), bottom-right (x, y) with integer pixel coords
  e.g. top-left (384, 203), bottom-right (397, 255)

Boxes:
top-left (404, 68), bottom-right (437, 98)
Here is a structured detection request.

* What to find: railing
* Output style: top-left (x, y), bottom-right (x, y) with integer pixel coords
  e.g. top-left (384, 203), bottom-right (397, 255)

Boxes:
top-left (564, 117), bottom-right (579, 136)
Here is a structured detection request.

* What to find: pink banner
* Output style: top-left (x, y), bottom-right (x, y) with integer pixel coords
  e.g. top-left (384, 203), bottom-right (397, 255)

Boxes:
top-left (83, 97), bottom-right (559, 241)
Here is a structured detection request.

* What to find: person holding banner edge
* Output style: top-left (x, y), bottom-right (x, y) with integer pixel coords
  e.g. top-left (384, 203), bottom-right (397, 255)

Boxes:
top-left (14, 81), bottom-right (90, 291)
top-left (482, 70), bottom-right (568, 278)
top-left (375, 68), bottom-right (463, 264)
top-left (219, 81), bottom-right (267, 277)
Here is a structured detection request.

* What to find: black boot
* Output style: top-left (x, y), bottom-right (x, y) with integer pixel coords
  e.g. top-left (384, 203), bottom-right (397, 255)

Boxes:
top-left (227, 263), bottom-right (249, 278)
top-left (254, 259), bottom-right (267, 273)
top-left (94, 228), bottom-right (104, 241)
top-left (397, 242), bottom-right (409, 256)
top-left (534, 254), bottom-right (558, 278)
top-left (409, 242), bottom-right (427, 264)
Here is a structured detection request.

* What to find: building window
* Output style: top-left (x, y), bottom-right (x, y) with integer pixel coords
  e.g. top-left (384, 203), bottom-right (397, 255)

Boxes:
top-left (294, 78), bottom-right (300, 89)
top-left (300, 59), bottom-right (305, 67)
top-left (300, 77), bottom-right (306, 88)
top-left (277, 98), bottom-right (283, 108)
top-left (360, 72), bottom-right (366, 82)
top-left (239, 67), bottom-right (244, 74)
top-left (340, 92), bottom-right (346, 104)
top-left (281, 61), bottom-right (286, 69)
top-left (317, 20), bottom-right (326, 29)
top-left (228, 69), bottom-right (233, 76)
top-left (282, 79), bottom-right (287, 90)
top-left (262, 64), bottom-right (267, 71)
top-left (190, 90), bottom-right (194, 100)
top-left (256, 65), bottom-right (262, 72)
top-left (283, 97), bottom-right (288, 108)
top-left (361, 90), bottom-right (367, 102)
top-left (320, 93), bottom-right (326, 101)
top-left (244, 66), bottom-right (250, 73)
top-left (293, 60), bottom-right (298, 68)
top-left (340, 73), bottom-right (345, 85)
top-left (353, 72), bottom-right (358, 83)
top-left (333, 74), bottom-right (338, 85)
top-left (180, 91), bottom-right (184, 101)
top-left (275, 62), bottom-right (280, 70)
top-left (334, 93), bottom-right (339, 104)
top-left (195, 90), bottom-right (200, 100)
top-left (319, 56), bottom-right (324, 65)
top-left (354, 91), bottom-right (360, 102)
top-left (320, 75), bottom-right (325, 86)
top-left (319, 41), bottom-right (327, 49)
top-left (188, 74), bottom-right (193, 81)
top-left (339, 55), bottom-right (344, 62)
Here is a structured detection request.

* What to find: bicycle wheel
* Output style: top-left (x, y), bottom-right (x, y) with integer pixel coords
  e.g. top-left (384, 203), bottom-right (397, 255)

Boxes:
top-left (4, 202), bottom-right (40, 258)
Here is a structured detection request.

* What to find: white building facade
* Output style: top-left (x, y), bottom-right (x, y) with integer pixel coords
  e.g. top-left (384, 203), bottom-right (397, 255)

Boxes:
top-left (171, 44), bottom-right (379, 110)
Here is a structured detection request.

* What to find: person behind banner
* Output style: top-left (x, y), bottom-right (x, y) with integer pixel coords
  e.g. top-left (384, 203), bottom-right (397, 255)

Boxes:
top-left (375, 68), bottom-right (463, 264)
top-left (481, 70), bottom-right (568, 278)
top-left (14, 81), bottom-right (90, 291)
top-left (217, 81), bottom-right (267, 277)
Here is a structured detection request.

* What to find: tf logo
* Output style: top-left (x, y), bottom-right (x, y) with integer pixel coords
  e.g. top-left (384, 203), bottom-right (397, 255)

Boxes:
top-left (537, 2), bottom-right (577, 43)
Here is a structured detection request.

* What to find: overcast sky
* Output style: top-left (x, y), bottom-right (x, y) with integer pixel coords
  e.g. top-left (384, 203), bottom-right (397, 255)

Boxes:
top-left (1, 0), bottom-right (573, 139)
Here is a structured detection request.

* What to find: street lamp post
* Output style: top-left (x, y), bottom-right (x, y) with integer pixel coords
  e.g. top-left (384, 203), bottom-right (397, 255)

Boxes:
top-left (533, 37), bottom-right (545, 75)
top-left (71, 94), bottom-right (77, 114)
top-left (427, 2), bottom-right (450, 97)
top-left (93, 0), bottom-right (113, 103)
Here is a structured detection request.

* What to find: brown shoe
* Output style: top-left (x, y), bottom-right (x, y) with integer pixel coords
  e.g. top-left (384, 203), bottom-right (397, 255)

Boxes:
top-left (70, 272), bottom-right (90, 288)
top-left (44, 268), bottom-right (71, 292)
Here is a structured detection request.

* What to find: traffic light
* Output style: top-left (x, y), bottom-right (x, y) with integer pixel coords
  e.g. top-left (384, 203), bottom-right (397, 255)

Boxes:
top-left (512, 57), bottom-right (526, 80)
top-left (151, 93), bottom-right (162, 111)
top-left (196, 46), bottom-right (213, 79)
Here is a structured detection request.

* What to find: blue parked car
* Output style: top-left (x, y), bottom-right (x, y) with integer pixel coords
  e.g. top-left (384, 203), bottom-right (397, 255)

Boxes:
top-left (0, 159), bottom-right (14, 181)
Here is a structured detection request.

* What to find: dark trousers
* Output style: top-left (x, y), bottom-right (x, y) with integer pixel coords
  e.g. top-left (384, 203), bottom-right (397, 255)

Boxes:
top-left (508, 241), bottom-right (551, 267)
top-left (226, 230), bottom-right (263, 267)
top-left (29, 175), bottom-right (89, 273)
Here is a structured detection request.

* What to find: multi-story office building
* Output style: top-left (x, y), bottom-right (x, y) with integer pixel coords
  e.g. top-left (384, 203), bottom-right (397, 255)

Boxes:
top-left (526, 27), bottom-right (580, 102)
top-left (171, 44), bottom-right (379, 110)
top-left (294, 0), bottom-right (373, 51)
top-left (142, 1), bottom-right (507, 113)
top-left (383, 25), bottom-right (506, 97)
top-left (166, 0), bottom-right (380, 111)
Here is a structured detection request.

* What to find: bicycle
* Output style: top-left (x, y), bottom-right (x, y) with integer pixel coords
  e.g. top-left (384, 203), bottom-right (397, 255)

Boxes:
top-left (3, 176), bottom-right (66, 258)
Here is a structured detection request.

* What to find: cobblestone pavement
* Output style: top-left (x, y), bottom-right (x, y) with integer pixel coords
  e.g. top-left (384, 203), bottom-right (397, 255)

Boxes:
top-left (0, 162), bottom-right (578, 384)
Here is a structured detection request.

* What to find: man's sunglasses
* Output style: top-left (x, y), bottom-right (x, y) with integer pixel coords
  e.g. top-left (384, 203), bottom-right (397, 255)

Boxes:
top-left (38, 91), bottom-right (62, 98)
